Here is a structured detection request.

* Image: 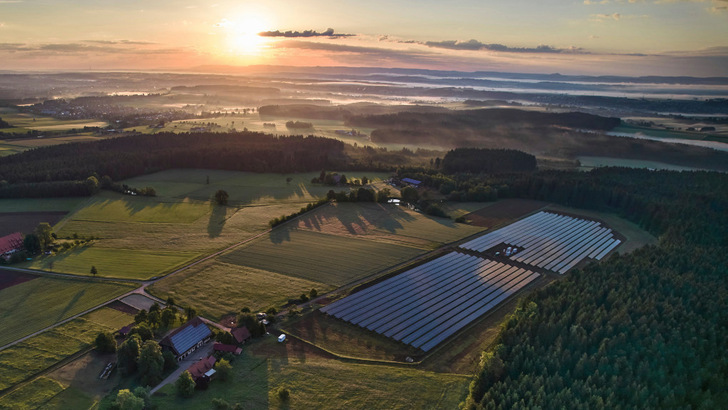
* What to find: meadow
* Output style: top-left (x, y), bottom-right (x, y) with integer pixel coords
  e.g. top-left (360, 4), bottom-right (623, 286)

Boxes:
top-left (0, 277), bottom-right (134, 347)
top-left (0, 108), bottom-right (107, 134)
top-left (149, 260), bottom-right (331, 320)
top-left (0, 197), bottom-right (87, 213)
top-left (151, 336), bottom-right (470, 410)
top-left (219, 229), bottom-right (425, 287)
top-left (0, 307), bottom-right (133, 392)
top-left (24, 247), bottom-right (200, 280)
top-left (39, 170), bottom-right (392, 279)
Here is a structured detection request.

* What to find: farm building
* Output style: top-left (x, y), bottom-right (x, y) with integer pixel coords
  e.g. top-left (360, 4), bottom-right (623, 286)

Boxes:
top-left (160, 317), bottom-right (212, 361)
top-left (187, 355), bottom-right (216, 387)
top-left (213, 343), bottom-right (242, 355)
top-left (231, 326), bottom-right (251, 344)
top-left (0, 232), bottom-right (23, 261)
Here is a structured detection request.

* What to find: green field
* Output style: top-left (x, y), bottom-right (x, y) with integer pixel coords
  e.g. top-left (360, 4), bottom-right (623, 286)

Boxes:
top-left (0, 197), bottom-right (87, 213)
top-left (292, 202), bottom-right (486, 248)
top-left (151, 336), bottom-right (469, 409)
top-left (0, 109), bottom-right (108, 134)
top-left (149, 260), bottom-right (330, 320)
top-left (123, 169), bottom-right (392, 205)
top-left (24, 246), bottom-right (200, 280)
top-left (0, 278), bottom-right (134, 347)
top-left (220, 229), bottom-right (424, 286)
top-left (0, 307), bottom-right (133, 392)
top-left (0, 377), bottom-right (66, 410)
top-left (66, 193), bottom-right (210, 224)
top-left (577, 156), bottom-right (710, 172)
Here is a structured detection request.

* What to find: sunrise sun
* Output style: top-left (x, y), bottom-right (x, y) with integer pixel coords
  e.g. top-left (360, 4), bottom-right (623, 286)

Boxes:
top-left (218, 14), bottom-right (270, 56)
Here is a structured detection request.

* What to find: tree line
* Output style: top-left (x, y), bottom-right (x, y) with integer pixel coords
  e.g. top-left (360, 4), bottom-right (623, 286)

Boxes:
top-left (462, 167), bottom-right (728, 408)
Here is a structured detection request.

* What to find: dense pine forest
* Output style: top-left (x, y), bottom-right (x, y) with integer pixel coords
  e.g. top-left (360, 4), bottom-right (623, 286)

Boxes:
top-left (462, 169), bottom-right (728, 408)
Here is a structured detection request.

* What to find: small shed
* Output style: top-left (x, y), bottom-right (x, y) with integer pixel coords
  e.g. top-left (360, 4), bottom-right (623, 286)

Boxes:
top-left (231, 326), bottom-right (252, 344)
top-left (213, 343), bottom-right (243, 355)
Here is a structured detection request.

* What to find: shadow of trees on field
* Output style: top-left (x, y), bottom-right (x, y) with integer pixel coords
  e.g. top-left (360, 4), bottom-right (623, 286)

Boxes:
top-left (57, 289), bottom-right (85, 322)
top-left (207, 204), bottom-right (229, 238)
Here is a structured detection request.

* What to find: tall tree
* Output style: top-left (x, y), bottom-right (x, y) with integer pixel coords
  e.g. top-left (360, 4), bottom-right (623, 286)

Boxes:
top-left (214, 190), bottom-right (229, 206)
top-left (137, 340), bottom-right (164, 387)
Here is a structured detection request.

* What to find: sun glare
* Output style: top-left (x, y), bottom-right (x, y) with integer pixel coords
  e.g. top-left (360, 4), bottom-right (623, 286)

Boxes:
top-left (221, 14), bottom-right (270, 56)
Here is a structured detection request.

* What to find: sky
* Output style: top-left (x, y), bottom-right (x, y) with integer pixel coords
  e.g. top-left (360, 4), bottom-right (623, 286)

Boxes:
top-left (0, 0), bottom-right (727, 76)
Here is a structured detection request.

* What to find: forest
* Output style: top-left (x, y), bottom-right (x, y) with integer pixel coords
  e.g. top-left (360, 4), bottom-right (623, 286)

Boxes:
top-left (460, 168), bottom-right (728, 408)
top-left (0, 132), bottom-right (349, 196)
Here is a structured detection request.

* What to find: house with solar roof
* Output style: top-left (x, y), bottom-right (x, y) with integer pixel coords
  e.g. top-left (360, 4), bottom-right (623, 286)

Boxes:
top-left (159, 317), bottom-right (212, 361)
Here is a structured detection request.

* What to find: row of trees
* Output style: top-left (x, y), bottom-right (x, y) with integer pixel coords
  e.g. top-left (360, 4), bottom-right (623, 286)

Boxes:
top-left (463, 167), bottom-right (728, 408)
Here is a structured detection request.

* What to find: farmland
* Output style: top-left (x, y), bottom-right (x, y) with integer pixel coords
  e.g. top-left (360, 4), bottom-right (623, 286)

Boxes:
top-left (0, 275), bottom-right (134, 347)
top-left (0, 197), bottom-right (87, 213)
top-left (37, 170), bottom-right (393, 280)
top-left (0, 307), bottom-right (133, 392)
top-left (220, 229), bottom-right (425, 286)
top-left (151, 336), bottom-right (470, 410)
top-left (24, 247), bottom-right (200, 280)
top-left (0, 108), bottom-right (107, 134)
top-left (0, 211), bottom-right (68, 237)
top-left (149, 260), bottom-right (331, 320)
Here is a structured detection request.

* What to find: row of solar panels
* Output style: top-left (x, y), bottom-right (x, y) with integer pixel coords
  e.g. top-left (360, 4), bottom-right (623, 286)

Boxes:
top-left (321, 252), bottom-right (539, 352)
top-left (460, 211), bottom-right (620, 274)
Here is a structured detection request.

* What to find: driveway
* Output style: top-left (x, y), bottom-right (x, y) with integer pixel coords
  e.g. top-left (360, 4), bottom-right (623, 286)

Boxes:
top-left (150, 340), bottom-right (215, 394)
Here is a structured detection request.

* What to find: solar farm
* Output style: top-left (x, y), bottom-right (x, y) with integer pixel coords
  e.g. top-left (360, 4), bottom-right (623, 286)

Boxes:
top-left (459, 211), bottom-right (621, 274)
top-left (321, 252), bottom-right (539, 352)
top-left (322, 211), bottom-right (622, 353)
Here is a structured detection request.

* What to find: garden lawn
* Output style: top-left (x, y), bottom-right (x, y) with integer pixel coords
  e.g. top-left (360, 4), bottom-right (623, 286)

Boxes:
top-left (219, 230), bottom-right (424, 287)
top-left (0, 278), bottom-right (134, 347)
top-left (0, 307), bottom-right (133, 391)
top-left (25, 247), bottom-right (201, 280)
top-left (149, 260), bottom-right (331, 320)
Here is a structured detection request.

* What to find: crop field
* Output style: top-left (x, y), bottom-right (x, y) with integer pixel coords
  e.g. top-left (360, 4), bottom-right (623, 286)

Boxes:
top-left (151, 336), bottom-right (469, 410)
top-left (323, 252), bottom-right (540, 352)
top-left (150, 260), bottom-right (330, 319)
top-left (220, 229), bottom-right (424, 287)
top-left (460, 211), bottom-right (621, 274)
top-left (0, 377), bottom-right (66, 409)
top-left (0, 307), bottom-right (133, 392)
top-left (461, 198), bottom-right (548, 228)
top-left (24, 246), bottom-right (200, 280)
top-left (291, 202), bottom-right (486, 249)
top-left (0, 277), bottom-right (134, 347)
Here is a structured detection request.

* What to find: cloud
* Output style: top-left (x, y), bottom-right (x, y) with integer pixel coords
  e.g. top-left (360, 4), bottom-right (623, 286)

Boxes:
top-left (0, 41), bottom-right (183, 56)
top-left (591, 13), bottom-right (622, 20)
top-left (422, 39), bottom-right (584, 54)
top-left (259, 28), bottom-right (355, 38)
top-left (584, 0), bottom-right (611, 4)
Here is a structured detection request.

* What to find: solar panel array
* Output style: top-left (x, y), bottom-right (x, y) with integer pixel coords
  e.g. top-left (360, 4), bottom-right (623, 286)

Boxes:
top-left (459, 211), bottom-right (620, 274)
top-left (169, 321), bottom-right (212, 355)
top-left (321, 252), bottom-right (539, 352)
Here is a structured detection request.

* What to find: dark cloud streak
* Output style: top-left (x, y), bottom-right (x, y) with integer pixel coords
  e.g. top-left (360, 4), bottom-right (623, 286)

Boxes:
top-left (259, 28), bottom-right (354, 38)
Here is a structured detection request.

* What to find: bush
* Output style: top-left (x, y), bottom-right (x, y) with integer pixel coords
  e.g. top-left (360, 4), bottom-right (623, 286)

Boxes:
top-left (278, 387), bottom-right (290, 401)
top-left (94, 331), bottom-right (117, 353)
top-left (176, 371), bottom-right (196, 397)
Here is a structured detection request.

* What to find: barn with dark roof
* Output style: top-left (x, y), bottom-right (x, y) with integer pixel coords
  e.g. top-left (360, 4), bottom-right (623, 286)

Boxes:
top-left (160, 317), bottom-right (212, 361)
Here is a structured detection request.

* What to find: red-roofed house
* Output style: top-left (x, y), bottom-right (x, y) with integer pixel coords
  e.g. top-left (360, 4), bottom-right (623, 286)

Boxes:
top-left (213, 343), bottom-right (242, 355)
top-left (0, 232), bottom-right (23, 261)
top-left (231, 326), bottom-right (251, 344)
top-left (187, 355), bottom-right (216, 387)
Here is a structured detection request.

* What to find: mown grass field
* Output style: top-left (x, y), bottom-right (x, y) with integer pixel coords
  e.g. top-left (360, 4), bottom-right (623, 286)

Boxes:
top-left (67, 193), bottom-right (210, 224)
top-left (150, 260), bottom-right (331, 320)
top-left (0, 377), bottom-right (66, 409)
top-left (151, 336), bottom-right (469, 410)
top-left (0, 307), bottom-right (133, 392)
top-left (0, 278), bottom-right (134, 347)
top-left (123, 169), bottom-right (392, 205)
top-left (0, 197), bottom-right (87, 213)
top-left (24, 246), bottom-right (200, 280)
top-left (220, 229), bottom-right (424, 287)
top-left (292, 202), bottom-right (486, 248)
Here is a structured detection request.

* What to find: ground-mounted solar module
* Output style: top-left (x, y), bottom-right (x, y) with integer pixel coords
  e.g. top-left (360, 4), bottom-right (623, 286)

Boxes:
top-left (321, 252), bottom-right (539, 352)
top-left (459, 211), bottom-right (620, 274)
